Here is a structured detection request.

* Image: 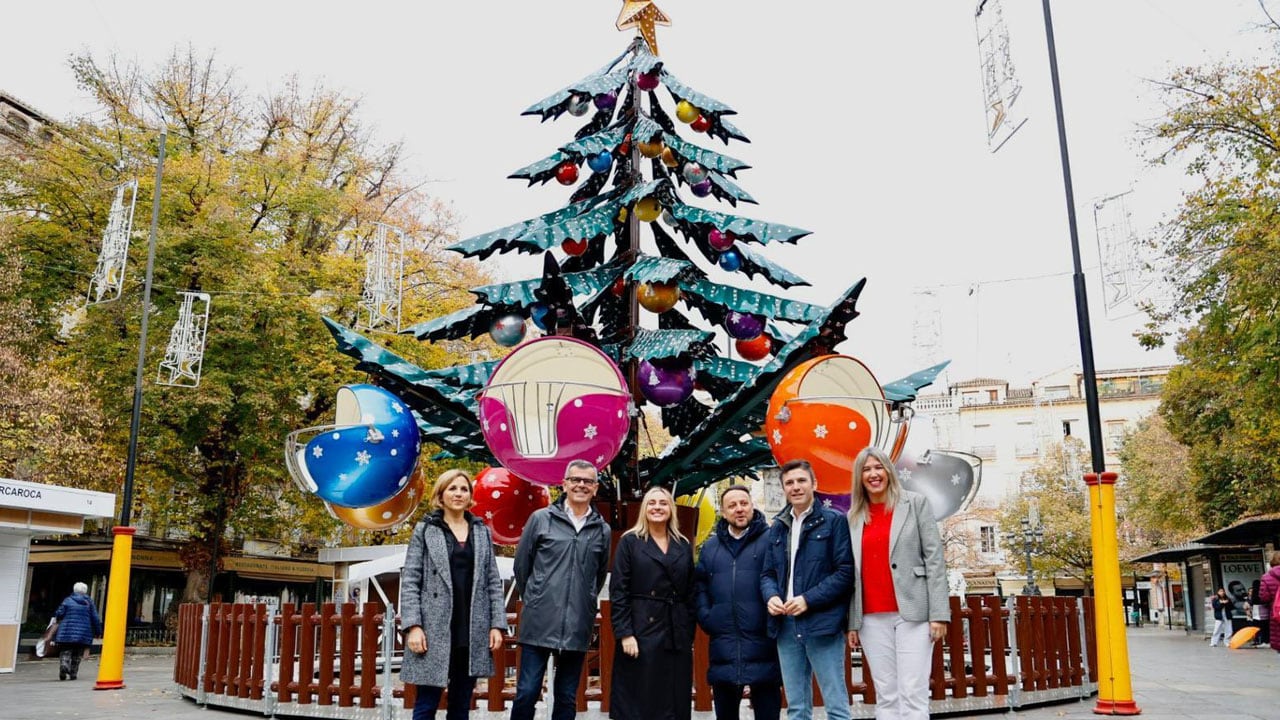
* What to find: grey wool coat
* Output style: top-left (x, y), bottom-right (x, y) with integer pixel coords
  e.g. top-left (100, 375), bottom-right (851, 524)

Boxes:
top-left (847, 490), bottom-right (951, 631)
top-left (399, 511), bottom-right (506, 687)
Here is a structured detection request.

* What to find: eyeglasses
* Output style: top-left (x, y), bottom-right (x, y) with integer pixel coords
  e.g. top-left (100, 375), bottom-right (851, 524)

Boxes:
top-left (563, 476), bottom-right (598, 486)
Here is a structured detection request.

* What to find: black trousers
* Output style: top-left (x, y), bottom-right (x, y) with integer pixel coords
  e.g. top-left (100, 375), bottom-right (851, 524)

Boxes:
top-left (413, 646), bottom-right (476, 720)
top-left (711, 681), bottom-right (782, 720)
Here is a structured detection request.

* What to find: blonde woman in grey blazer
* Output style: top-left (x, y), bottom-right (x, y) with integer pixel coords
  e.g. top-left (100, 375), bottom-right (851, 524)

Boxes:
top-left (400, 469), bottom-right (506, 720)
top-left (846, 446), bottom-right (949, 720)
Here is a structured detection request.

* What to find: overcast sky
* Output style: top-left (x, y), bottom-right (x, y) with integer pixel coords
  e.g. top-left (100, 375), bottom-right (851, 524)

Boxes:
top-left (3, 1), bottom-right (1273, 388)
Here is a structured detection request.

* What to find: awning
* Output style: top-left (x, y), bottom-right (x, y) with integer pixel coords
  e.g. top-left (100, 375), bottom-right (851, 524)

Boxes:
top-left (339, 552), bottom-right (514, 584)
top-left (1129, 542), bottom-right (1253, 564)
top-left (1192, 513), bottom-right (1280, 547)
top-left (223, 555), bottom-right (333, 581)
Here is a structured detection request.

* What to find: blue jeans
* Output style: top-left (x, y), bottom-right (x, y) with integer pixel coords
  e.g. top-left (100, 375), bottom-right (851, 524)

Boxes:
top-left (776, 617), bottom-right (850, 720)
top-left (509, 644), bottom-right (586, 720)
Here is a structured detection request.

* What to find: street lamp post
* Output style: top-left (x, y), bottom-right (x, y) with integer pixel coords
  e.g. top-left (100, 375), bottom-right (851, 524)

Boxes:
top-left (1038, 0), bottom-right (1139, 712)
top-left (1006, 516), bottom-right (1044, 596)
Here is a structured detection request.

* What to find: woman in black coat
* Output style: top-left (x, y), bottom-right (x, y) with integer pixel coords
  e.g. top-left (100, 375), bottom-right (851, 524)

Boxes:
top-left (609, 486), bottom-right (696, 720)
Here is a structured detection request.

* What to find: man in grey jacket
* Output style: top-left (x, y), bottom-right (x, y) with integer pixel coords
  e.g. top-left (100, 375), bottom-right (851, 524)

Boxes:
top-left (510, 459), bottom-right (611, 720)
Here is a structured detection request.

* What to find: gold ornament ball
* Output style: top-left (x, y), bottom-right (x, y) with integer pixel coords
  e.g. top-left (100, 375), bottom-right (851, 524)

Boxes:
top-left (634, 197), bottom-right (662, 223)
top-left (327, 465), bottom-right (427, 530)
top-left (637, 281), bottom-right (681, 313)
top-left (676, 100), bottom-right (701, 124)
top-left (660, 145), bottom-right (679, 167)
top-left (637, 138), bottom-right (665, 159)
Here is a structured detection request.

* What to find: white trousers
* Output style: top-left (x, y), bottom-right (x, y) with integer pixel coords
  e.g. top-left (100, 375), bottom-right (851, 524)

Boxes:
top-left (1209, 618), bottom-right (1230, 646)
top-left (859, 613), bottom-right (933, 720)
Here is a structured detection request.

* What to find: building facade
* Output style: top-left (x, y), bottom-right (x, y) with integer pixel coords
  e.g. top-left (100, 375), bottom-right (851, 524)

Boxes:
top-left (913, 365), bottom-right (1170, 599)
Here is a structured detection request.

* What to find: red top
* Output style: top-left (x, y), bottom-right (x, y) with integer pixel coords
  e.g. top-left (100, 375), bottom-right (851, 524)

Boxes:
top-left (861, 502), bottom-right (898, 614)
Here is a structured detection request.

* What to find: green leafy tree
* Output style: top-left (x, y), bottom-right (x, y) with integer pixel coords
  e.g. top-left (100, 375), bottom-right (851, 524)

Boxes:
top-left (0, 48), bottom-right (481, 601)
top-left (1114, 415), bottom-right (1203, 549)
top-left (998, 441), bottom-right (1095, 589)
top-left (1141, 37), bottom-right (1280, 526)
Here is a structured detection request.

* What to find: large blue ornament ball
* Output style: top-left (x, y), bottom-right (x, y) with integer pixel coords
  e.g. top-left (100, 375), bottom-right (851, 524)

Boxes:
top-left (638, 359), bottom-right (695, 407)
top-left (297, 384), bottom-right (421, 508)
top-left (718, 248), bottom-right (743, 272)
top-left (587, 151), bottom-right (613, 174)
top-left (490, 314), bottom-right (527, 347)
top-left (725, 311), bottom-right (765, 341)
top-left (529, 302), bottom-right (552, 332)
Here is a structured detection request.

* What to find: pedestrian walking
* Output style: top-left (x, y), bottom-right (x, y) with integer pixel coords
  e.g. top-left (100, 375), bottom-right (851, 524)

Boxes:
top-left (1246, 580), bottom-right (1270, 647)
top-left (1209, 588), bottom-right (1233, 647)
top-left (1257, 551), bottom-right (1280, 653)
top-left (694, 485), bottom-right (782, 720)
top-left (400, 469), bottom-right (507, 720)
top-left (510, 459), bottom-right (611, 720)
top-left (53, 582), bottom-right (101, 681)
top-left (845, 446), bottom-right (950, 720)
top-left (609, 486), bottom-right (695, 720)
top-left (761, 459), bottom-right (854, 720)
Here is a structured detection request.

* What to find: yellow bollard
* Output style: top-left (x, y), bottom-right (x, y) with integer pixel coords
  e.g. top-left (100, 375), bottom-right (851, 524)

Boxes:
top-left (1084, 472), bottom-right (1139, 715)
top-left (94, 526), bottom-right (135, 690)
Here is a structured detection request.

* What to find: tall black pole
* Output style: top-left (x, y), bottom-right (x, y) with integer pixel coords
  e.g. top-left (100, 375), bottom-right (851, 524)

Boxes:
top-left (120, 128), bottom-right (167, 526)
top-left (1040, 0), bottom-right (1104, 473)
top-left (1040, 3), bottom-right (1140, 713)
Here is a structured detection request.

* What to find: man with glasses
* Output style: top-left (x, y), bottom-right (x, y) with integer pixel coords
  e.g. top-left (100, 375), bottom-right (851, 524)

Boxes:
top-left (510, 459), bottom-right (612, 720)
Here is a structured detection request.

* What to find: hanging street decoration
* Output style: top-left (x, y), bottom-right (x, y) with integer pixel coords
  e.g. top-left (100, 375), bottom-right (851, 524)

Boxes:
top-left (157, 292), bottom-right (211, 388)
top-left (471, 466), bottom-right (551, 545)
top-left (358, 223), bottom-right (405, 332)
top-left (307, 4), bottom-right (955, 523)
top-left (975, 0), bottom-right (1027, 152)
top-left (87, 179), bottom-right (139, 306)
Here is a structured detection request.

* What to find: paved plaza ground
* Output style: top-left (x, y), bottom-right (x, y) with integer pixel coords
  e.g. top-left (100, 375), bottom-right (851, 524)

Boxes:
top-left (1, 626), bottom-right (1275, 719)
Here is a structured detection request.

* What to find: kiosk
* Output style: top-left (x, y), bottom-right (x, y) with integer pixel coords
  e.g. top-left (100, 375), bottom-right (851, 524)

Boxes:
top-left (0, 478), bottom-right (115, 672)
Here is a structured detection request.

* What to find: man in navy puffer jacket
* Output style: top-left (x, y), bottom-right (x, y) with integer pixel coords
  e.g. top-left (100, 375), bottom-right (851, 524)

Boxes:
top-left (694, 485), bottom-right (781, 720)
top-left (54, 582), bottom-right (102, 680)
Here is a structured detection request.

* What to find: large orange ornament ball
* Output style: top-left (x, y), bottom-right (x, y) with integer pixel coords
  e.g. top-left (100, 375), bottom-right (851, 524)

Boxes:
top-left (735, 334), bottom-right (772, 361)
top-left (326, 464), bottom-right (427, 531)
top-left (637, 281), bottom-right (680, 313)
top-left (764, 354), bottom-right (885, 493)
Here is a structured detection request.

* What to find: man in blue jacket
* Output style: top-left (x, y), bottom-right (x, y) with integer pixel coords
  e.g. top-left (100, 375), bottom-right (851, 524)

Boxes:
top-left (53, 582), bottom-right (102, 680)
top-left (695, 485), bottom-right (782, 720)
top-left (761, 460), bottom-right (854, 720)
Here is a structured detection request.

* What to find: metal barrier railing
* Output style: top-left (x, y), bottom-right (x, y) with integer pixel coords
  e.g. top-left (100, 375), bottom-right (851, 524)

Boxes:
top-left (173, 595), bottom-right (1097, 719)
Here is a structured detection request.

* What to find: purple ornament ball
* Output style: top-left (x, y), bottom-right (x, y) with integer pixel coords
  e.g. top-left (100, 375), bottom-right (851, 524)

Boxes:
top-left (691, 179), bottom-right (713, 198)
top-left (638, 359), bottom-right (695, 407)
top-left (594, 91), bottom-right (617, 111)
top-left (725, 311), bottom-right (764, 341)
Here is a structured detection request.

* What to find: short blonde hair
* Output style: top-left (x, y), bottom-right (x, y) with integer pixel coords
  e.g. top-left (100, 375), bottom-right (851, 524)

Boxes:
top-left (430, 469), bottom-right (475, 510)
top-left (1271, 550), bottom-right (1280, 567)
top-left (625, 486), bottom-right (687, 543)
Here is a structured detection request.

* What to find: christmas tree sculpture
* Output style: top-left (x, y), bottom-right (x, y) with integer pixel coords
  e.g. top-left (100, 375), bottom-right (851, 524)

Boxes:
top-left (322, 8), bottom-right (945, 507)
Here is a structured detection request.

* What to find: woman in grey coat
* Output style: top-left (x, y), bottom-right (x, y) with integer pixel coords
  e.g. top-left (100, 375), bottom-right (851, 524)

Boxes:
top-left (400, 469), bottom-right (506, 720)
top-left (846, 446), bottom-right (950, 720)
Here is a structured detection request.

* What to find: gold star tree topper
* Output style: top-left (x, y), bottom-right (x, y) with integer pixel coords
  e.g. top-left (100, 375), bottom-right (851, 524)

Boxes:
top-left (616, 0), bottom-right (671, 56)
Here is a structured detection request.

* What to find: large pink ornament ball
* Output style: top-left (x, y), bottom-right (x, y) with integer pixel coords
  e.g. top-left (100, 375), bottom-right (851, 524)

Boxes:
top-left (471, 467), bottom-right (550, 545)
top-left (478, 336), bottom-right (631, 486)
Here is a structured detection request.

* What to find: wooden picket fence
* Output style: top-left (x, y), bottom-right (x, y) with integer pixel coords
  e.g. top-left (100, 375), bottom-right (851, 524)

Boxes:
top-left (173, 595), bottom-right (1097, 719)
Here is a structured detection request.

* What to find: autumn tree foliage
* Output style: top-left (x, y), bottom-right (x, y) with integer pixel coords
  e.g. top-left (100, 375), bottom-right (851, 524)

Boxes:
top-left (0, 48), bottom-right (482, 600)
top-left (1141, 39), bottom-right (1280, 527)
